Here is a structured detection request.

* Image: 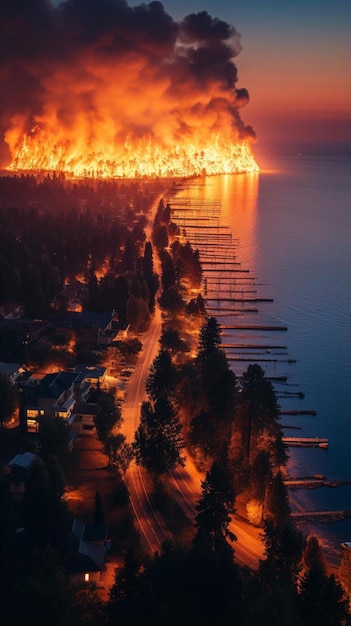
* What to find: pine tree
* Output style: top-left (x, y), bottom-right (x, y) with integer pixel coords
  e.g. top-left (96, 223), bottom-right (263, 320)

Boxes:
top-left (133, 397), bottom-right (185, 475)
top-left (145, 349), bottom-right (177, 402)
top-left (193, 458), bottom-right (237, 560)
top-left (299, 535), bottom-right (350, 626)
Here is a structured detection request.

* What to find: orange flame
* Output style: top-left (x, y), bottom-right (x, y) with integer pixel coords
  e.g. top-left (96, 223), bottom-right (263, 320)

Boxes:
top-left (7, 125), bottom-right (258, 178)
top-left (2, 3), bottom-right (259, 179)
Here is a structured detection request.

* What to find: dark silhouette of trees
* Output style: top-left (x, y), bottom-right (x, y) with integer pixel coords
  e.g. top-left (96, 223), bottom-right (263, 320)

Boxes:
top-left (170, 239), bottom-right (203, 289)
top-left (133, 396), bottom-right (185, 475)
top-left (145, 348), bottom-right (177, 402)
top-left (158, 284), bottom-right (186, 315)
top-left (159, 327), bottom-right (190, 357)
top-left (94, 391), bottom-right (122, 444)
top-left (38, 415), bottom-right (71, 462)
top-left (299, 535), bottom-right (350, 626)
top-left (189, 317), bottom-right (237, 460)
top-left (193, 457), bottom-right (237, 560)
top-left (259, 518), bottom-right (304, 592)
top-left (94, 491), bottom-right (105, 527)
top-left (234, 364), bottom-right (286, 485)
top-left (0, 373), bottom-right (18, 428)
top-left (264, 469), bottom-right (291, 525)
top-left (160, 249), bottom-right (176, 291)
top-left (107, 549), bottom-right (144, 624)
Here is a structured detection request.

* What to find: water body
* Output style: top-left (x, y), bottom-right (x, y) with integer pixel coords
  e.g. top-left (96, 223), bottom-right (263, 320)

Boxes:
top-left (172, 140), bottom-right (351, 562)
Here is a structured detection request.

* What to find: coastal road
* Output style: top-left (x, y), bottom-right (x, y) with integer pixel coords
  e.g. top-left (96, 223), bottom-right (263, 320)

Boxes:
top-left (121, 298), bottom-right (264, 564)
top-left (120, 192), bottom-right (264, 564)
top-left (122, 303), bottom-right (173, 554)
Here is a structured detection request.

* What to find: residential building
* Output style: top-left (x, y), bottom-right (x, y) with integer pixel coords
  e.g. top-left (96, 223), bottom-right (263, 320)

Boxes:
top-left (23, 370), bottom-right (92, 432)
top-left (68, 518), bottom-right (109, 584)
top-left (49, 311), bottom-right (125, 349)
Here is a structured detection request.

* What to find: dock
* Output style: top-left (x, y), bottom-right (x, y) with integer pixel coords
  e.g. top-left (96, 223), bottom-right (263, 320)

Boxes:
top-left (282, 436), bottom-right (328, 448)
top-left (291, 510), bottom-right (351, 522)
top-left (285, 478), bottom-right (351, 489)
top-left (220, 324), bottom-right (287, 331)
top-left (280, 410), bottom-right (317, 416)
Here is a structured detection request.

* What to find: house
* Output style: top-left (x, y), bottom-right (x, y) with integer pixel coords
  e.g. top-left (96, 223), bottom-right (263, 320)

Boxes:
top-left (0, 361), bottom-right (26, 383)
top-left (51, 280), bottom-right (88, 313)
top-left (70, 402), bottom-right (98, 436)
top-left (50, 311), bottom-right (123, 349)
top-left (68, 518), bottom-right (109, 584)
top-left (23, 370), bottom-right (92, 432)
top-left (7, 452), bottom-right (37, 501)
top-left (75, 364), bottom-right (107, 386)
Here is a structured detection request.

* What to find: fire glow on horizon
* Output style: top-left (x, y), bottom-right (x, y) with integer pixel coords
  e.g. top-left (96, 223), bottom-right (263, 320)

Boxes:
top-left (2, 0), bottom-right (259, 178)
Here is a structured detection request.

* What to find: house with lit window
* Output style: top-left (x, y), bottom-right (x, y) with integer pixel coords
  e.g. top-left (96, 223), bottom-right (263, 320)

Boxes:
top-left (23, 370), bottom-right (92, 433)
top-left (68, 518), bottom-right (109, 584)
top-left (70, 401), bottom-right (98, 436)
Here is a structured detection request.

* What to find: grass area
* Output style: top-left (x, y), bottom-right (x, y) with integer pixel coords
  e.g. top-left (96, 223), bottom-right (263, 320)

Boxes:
top-left (61, 435), bottom-right (143, 559)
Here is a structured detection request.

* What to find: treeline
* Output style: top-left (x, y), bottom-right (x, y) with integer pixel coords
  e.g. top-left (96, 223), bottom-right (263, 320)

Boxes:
top-left (0, 175), bottom-right (163, 318)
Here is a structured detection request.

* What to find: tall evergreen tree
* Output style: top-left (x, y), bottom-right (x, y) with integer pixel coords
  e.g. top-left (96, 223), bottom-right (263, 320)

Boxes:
top-left (145, 349), bottom-right (177, 402)
top-left (299, 535), bottom-right (350, 626)
top-left (239, 364), bottom-right (285, 466)
top-left (94, 491), bottom-right (105, 527)
top-left (197, 316), bottom-right (222, 358)
top-left (133, 397), bottom-right (185, 475)
top-left (193, 458), bottom-right (236, 560)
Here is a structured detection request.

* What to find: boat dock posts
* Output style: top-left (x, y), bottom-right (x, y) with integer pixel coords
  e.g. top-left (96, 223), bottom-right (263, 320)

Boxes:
top-left (221, 324), bottom-right (287, 331)
top-left (290, 510), bottom-right (351, 522)
top-left (282, 437), bottom-right (329, 448)
top-left (280, 410), bottom-right (317, 416)
top-left (285, 478), bottom-right (351, 488)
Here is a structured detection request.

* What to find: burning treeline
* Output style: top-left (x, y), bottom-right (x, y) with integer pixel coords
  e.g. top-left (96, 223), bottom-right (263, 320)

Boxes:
top-left (1, 0), bottom-right (258, 177)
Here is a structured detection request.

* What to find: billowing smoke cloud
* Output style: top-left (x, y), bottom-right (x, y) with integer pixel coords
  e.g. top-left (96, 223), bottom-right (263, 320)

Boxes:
top-left (0, 0), bottom-right (256, 171)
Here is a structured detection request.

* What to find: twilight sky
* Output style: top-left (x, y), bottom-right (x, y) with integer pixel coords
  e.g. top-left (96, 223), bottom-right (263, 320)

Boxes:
top-left (156, 0), bottom-right (351, 142)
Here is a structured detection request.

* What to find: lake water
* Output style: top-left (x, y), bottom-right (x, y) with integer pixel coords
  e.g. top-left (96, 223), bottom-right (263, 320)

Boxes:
top-left (172, 140), bottom-right (351, 563)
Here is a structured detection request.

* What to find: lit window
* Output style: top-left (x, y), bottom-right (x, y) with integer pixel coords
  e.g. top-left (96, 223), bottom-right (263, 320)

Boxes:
top-left (27, 410), bottom-right (39, 418)
top-left (84, 573), bottom-right (89, 582)
top-left (27, 419), bottom-right (39, 433)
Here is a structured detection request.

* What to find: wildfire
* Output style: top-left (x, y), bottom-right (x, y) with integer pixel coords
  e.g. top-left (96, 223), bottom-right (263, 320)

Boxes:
top-left (2, 1), bottom-right (259, 178)
top-left (7, 126), bottom-right (258, 178)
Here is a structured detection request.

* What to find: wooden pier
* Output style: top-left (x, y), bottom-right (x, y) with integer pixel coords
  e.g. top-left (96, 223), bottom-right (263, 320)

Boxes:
top-left (221, 324), bottom-right (287, 331)
top-left (227, 356), bottom-right (296, 363)
top-left (280, 410), bottom-right (317, 416)
top-left (285, 477), bottom-right (351, 488)
top-left (290, 510), bottom-right (351, 522)
top-left (282, 436), bottom-right (328, 448)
